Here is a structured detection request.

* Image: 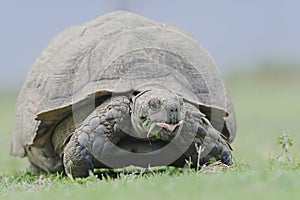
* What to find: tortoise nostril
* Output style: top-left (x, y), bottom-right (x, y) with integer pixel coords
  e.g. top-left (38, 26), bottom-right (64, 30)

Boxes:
top-left (167, 105), bottom-right (181, 124)
top-left (169, 107), bottom-right (179, 113)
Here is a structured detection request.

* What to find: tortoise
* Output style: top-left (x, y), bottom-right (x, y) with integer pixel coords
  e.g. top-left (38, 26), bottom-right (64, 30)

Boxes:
top-left (11, 11), bottom-right (236, 178)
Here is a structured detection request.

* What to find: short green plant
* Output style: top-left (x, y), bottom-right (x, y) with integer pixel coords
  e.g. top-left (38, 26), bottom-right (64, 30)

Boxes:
top-left (269, 131), bottom-right (300, 170)
top-left (277, 131), bottom-right (293, 161)
top-left (209, 157), bottom-right (217, 164)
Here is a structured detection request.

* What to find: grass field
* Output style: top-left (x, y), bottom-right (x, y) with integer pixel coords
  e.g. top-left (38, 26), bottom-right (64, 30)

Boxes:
top-left (1, 67), bottom-right (300, 199)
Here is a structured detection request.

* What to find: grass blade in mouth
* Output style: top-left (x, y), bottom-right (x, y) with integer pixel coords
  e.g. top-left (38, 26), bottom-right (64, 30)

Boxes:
top-left (156, 131), bottom-right (161, 139)
top-left (147, 122), bottom-right (156, 138)
top-left (143, 120), bottom-right (151, 127)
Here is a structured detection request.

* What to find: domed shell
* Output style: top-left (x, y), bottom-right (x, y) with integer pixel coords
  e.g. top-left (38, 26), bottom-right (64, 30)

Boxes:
top-left (11, 11), bottom-right (236, 157)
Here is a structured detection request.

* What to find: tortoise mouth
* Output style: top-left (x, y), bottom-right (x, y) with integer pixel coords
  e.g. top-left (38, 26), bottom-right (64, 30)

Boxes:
top-left (141, 119), bottom-right (184, 141)
top-left (155, 121), bottom-right (183, 132)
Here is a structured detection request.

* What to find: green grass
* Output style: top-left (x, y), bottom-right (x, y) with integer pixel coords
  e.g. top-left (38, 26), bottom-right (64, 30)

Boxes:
top-left (1, 67), bottom-right (300, 200)
top-left (226, 67), bottom-right (300, 165)
top-left (1, 167), bottom-right (300, 200)
top-left (0, 90), bottom-right (28, 173)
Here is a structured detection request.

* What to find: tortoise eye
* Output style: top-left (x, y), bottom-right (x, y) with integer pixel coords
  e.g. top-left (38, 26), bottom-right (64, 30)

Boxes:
top-left (149, 99), bottom-right (161, 110)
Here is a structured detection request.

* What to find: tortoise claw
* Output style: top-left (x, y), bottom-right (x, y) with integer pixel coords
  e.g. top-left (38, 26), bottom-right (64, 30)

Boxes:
top-left (200, 139), bottom-right (233, 166)
top-left (221, 150), bottom-right (232, 165)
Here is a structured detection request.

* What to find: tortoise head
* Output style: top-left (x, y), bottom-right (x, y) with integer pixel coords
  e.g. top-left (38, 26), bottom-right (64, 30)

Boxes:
top-left (131, 89), bottom-right (185, 141)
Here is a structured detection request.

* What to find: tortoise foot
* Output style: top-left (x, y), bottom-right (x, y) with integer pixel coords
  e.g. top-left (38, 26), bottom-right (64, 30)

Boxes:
top-left (63, 134), bottom-right (94, 178)
top-left (195, 121), bottom-right (233, 165)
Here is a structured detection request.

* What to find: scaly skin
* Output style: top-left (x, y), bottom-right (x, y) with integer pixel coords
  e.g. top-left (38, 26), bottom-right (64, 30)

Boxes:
top-left (63, 96), bottom-right (131, 178)
top-left (63, 90), bottom-right (232, 178)
top-left (181, 104), bottom-right (232, 166)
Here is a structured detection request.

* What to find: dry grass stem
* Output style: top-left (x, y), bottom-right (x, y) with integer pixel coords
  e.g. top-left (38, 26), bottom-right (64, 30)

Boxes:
top-left (200, 161), bottom-right (233, 174)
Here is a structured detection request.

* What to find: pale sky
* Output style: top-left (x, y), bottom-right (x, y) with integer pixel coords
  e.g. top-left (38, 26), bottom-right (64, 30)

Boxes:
top-left (1, 0), bottom-right (299, 89)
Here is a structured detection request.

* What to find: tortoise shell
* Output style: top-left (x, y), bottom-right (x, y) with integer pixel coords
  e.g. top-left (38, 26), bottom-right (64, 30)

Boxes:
top-left (11, 11), bottom-right (236, 157)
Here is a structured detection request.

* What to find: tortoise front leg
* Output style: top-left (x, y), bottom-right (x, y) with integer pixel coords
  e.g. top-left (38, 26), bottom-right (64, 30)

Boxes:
top-left (193, 118), bottom-right (233, 165)
top-left (182, 104), bottom-right (233, 167)
top-left (63, 96), bottom-right (131, 178)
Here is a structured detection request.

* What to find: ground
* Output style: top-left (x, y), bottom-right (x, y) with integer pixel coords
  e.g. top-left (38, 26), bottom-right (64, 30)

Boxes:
top-left (0, 67), bottom-right (300, 200)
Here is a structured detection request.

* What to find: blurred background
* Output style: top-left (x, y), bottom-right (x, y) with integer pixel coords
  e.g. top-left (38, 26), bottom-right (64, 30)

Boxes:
top-left (0, 0), bottom-right (299, 172)
top-left (1, 0), bottom-right (300, 89)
